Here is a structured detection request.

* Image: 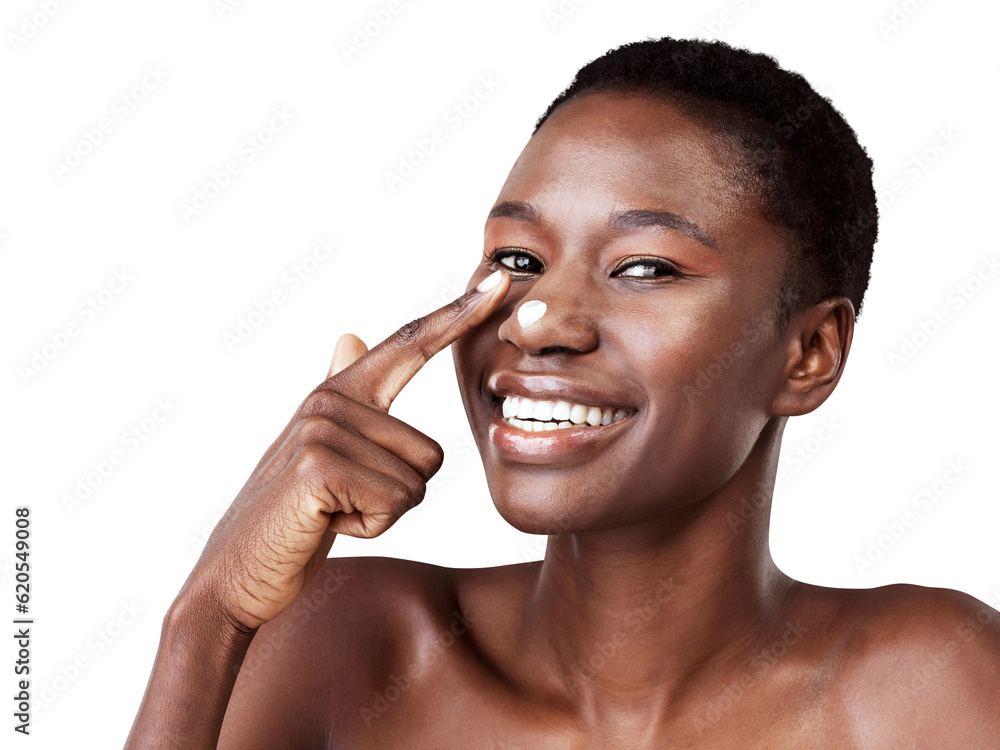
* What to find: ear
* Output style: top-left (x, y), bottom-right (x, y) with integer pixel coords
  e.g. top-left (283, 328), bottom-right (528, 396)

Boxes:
top-left (770, 297), bottom-right (855, 417)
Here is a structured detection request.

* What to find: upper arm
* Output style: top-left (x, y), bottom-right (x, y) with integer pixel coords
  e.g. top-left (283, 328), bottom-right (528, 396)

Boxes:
top-left (901, 590), bottom-right (1000, 742)
top-left (839, 585), bottom-right (1000, 747)
top-left (218, 557), bottom-right (444, 749)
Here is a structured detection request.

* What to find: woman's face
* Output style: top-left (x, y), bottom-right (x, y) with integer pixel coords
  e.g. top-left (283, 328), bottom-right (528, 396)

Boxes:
top-left (452, 91), bottom-right (795, 536)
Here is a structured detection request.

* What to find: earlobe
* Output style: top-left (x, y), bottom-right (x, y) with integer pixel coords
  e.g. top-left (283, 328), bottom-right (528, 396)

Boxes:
top-left (771, 297), bottom-right (855, 417)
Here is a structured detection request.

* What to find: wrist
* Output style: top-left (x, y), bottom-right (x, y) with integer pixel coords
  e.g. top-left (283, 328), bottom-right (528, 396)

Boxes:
top-left (164, 589), bottom-right (257, 658)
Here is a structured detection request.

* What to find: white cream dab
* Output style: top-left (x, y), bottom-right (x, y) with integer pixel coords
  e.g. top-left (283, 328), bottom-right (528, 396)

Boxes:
top-left (517, 300), bottom-right (546, 327)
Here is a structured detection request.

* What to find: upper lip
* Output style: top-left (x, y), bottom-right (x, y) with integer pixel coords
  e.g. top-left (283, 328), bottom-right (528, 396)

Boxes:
top-left (487, 371), bottom-right (640, 412)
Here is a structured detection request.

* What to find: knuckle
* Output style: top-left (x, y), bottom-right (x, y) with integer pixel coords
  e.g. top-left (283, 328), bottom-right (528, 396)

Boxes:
top-left (301, 390), bottom-right (330, 417)
top-left (401, 471), bottom-right (426, 507)
top-left (361, 510), bottom-right (395, 538)
top-left (296, 414), bottom-right (335, 445)
top-left (406, 480), bottom-right (427, 510)
top-left (394, 318), bottom-right (434, 364)
top-left (385, 479), bottom-right (414, 511)
top-left (301, 389), bottom-right (349, 420)
top-left (293, 443), bottom-right (331, 479)
top-left (395, 318), bottom-right (423, 344)
top-left (417, 440), bottom-right (445, 477)
top-left (445, 293), bottom-right (473, 317)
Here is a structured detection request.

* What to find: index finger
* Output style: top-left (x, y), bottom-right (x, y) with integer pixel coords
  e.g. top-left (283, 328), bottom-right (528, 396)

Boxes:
top-left (325, 269), bottom-right (510, 412)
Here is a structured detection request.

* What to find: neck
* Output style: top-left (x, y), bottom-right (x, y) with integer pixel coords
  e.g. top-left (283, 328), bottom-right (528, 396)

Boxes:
top-left (517, 417), bottom-right (795, 725)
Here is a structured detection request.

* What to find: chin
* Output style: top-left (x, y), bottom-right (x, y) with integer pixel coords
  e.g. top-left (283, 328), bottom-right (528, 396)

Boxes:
top-left (489, 490), bottom-right (579, 536)
top-left (489, 485), bottom-right (630, 537)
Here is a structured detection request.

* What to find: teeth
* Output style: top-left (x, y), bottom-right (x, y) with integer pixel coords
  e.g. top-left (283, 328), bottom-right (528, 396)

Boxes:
top-left (500, 394), bottom-right (631, 433)
top-left (531, 400), bottom-right (554, 421)
top-left (516, 398), bottom-right (536, 420)
top-left (552, 401), bottom-right (572, 421)
top-left (502, 396), bottom-right (518, 418)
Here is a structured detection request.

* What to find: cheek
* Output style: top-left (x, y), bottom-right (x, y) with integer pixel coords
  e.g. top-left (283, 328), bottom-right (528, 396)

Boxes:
top-left (451, 334), bottom-right (480, 399)
top-left (644, 280), bottom-right (781, 408)
top-left (451, 318), bottom-right (504, 413)
top-left (621, 314), bottom-right (777, 496)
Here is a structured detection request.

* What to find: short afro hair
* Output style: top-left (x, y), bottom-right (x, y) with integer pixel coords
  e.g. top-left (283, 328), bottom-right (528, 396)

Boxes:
top-left (533, 37), bottom-right (878, 322)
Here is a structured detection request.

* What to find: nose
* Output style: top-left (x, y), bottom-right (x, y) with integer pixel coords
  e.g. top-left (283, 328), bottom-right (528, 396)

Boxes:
top-left (497, 266), bottom-right (600, 356)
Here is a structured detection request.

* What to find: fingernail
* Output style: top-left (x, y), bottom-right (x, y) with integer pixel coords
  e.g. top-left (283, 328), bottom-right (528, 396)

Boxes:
top-left (476, 269), bottom-right (504, 293)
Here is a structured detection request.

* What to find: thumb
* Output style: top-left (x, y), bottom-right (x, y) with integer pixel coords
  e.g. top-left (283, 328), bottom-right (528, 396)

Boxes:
top-left (328, 333), bottom-right (369, 378)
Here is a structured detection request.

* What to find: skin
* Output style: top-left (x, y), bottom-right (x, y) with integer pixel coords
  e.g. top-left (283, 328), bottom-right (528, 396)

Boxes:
top-left (126, 92), bottom-right (1000, 749)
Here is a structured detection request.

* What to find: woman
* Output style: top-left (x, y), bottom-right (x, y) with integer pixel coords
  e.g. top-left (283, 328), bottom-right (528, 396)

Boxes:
top-left (127, 37), bottom-right (1000, 748)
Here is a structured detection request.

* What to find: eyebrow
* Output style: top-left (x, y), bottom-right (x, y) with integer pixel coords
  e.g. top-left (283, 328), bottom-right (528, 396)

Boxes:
top-left (487, 200), bottom-right (718, 252)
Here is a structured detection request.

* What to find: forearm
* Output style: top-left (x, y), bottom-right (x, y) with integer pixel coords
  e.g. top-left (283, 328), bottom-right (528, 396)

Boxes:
top-left (125, 595), bottom-right (256, 749)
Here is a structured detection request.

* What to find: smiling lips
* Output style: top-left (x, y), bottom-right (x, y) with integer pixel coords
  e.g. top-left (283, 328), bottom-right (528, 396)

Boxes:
top-left (502, 395), bottom-right (630, 432)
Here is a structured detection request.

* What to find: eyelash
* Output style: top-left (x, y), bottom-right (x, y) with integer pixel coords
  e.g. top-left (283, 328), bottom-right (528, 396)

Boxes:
top-left (485, 247), bottom-right (684, 280)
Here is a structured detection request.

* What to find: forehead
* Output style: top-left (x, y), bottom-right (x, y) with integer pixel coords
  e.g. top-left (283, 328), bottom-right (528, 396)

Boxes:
top-left (498, 91), bottom-right (753, 232)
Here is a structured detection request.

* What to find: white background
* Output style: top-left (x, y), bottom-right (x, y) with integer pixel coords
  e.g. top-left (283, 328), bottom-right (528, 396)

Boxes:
top-left (2, 0), bottom-right (998, 745)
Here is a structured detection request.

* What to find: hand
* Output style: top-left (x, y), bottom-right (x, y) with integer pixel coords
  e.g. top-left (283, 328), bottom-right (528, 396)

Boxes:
top-left (177, 270), bottom-right (510, 631)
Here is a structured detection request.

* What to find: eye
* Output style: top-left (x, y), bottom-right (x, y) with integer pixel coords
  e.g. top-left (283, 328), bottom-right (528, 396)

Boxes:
top-left (612, 256), bottom-right (682, 279)
top-left (486, 247), bottom-right (542, 275)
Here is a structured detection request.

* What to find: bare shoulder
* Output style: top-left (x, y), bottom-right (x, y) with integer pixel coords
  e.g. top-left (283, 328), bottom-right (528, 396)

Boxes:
top-left (218, 556), bottom-right (465, 748)
top-left (816, 583), bottom-right (1000, 746)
